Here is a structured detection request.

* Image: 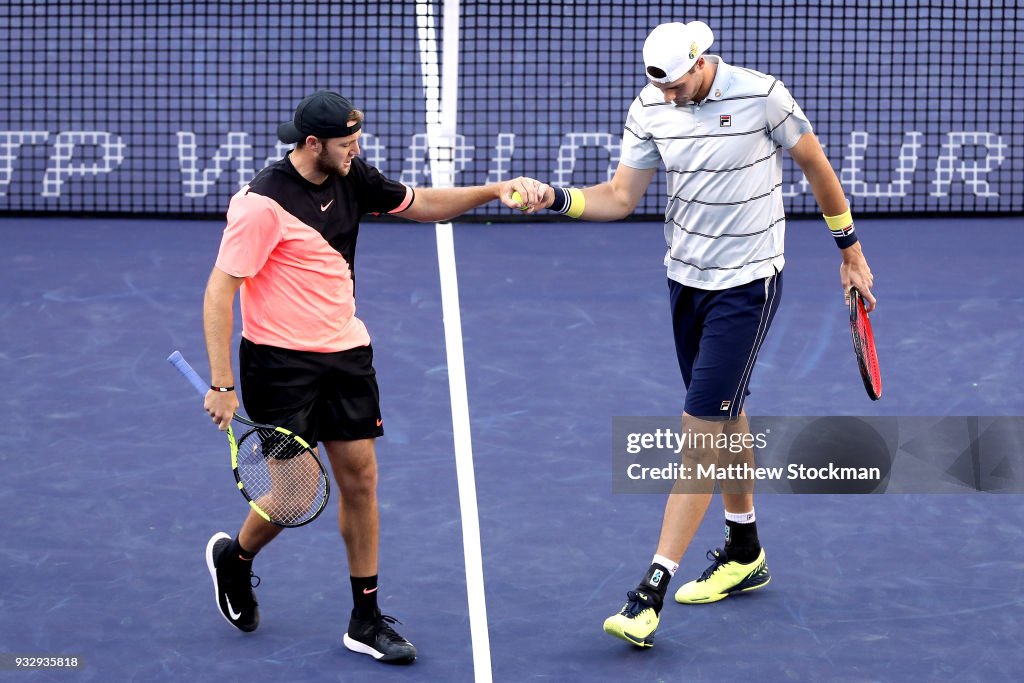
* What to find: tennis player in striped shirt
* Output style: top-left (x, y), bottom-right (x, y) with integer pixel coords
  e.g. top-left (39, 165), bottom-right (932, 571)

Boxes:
top-left (531, 20), bottom-right (876, 648)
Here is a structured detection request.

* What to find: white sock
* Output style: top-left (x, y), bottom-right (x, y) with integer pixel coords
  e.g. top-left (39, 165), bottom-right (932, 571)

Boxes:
top-left (724, 509), bottom-right (756, 524)
top-left (651, 554), bottom-right (679, 576)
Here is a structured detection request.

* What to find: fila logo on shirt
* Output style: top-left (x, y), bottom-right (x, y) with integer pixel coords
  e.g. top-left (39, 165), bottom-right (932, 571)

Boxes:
top-left (720, 115), bottom-right (732, 127)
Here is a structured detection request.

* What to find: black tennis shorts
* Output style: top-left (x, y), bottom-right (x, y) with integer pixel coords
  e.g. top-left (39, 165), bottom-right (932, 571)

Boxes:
top-left (238, 338), bottom-right (384, 445)
top-left (668, 268), bottom-right (783, 419)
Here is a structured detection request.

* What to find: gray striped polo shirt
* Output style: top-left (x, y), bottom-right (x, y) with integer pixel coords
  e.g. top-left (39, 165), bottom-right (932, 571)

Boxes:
top-left (620, 56), bottom-right (812, 290)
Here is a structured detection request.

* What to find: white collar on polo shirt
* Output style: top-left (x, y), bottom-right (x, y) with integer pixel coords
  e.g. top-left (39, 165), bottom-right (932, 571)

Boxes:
top-left (699, 56), bottom-right (732, 103)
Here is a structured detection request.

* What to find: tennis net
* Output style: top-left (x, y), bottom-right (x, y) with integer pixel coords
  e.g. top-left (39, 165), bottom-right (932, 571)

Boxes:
top-left (1, 0), bottom-right (1020, 218)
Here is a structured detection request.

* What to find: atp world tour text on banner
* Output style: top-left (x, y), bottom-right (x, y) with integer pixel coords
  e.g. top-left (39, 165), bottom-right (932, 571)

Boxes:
top-left (0, 129), bottom-right (1010, 206)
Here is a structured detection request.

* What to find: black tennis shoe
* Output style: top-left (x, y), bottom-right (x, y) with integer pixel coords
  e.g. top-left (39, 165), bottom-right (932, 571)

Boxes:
top-left (343, 610), bottom-right (417, 664)
top-left (205, 532), bottom-right (260, 632)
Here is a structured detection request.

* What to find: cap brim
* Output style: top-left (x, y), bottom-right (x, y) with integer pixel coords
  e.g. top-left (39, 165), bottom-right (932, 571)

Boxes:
top-left (277, 121), bottom-right (303, 144)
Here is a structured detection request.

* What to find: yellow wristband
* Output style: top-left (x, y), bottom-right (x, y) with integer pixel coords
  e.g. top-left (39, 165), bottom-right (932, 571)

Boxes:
top-left (565, 188), bottom-right (586, 219)
top-left (823, 209), bottom-right (854, 235)
top-left (550, 187), bottom-right (587, 218)
top-left (824, 209), bottom-right (858, 248)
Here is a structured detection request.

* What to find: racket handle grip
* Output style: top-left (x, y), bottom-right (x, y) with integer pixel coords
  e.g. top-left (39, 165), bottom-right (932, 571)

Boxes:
top-left (167, 350), bottom-right (211, 397)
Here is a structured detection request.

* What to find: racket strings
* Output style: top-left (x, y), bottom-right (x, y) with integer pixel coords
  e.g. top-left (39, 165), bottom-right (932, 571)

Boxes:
top-left (850, 293), bottom-right (882, 399)
top-left (236, 426), bottom-right (329, 526)
top-left (858, 318), bottom-right (881, 382)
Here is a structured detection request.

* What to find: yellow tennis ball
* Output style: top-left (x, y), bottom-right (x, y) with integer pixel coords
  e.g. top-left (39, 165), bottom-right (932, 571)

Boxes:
top-left (511, 190), bottom-right (527, 211)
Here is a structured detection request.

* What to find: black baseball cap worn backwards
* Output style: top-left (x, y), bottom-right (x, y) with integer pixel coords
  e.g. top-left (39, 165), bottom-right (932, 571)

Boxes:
top-left (277, 91), bottom-right (362, 143)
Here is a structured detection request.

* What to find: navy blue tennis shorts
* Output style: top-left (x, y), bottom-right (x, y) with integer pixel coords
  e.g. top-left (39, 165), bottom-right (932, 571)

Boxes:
top-left (238, 338), bottom-right (384, 445)
top-left (668, 268), bottom-right (783, 419)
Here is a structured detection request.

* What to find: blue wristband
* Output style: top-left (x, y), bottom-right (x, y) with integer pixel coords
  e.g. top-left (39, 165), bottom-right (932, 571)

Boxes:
top-left (547, 187), bottom-right (586, 218)
top-left (834, 233), bottom-right (859, 249)
top-left (824, 210), bottom-right (858, 249)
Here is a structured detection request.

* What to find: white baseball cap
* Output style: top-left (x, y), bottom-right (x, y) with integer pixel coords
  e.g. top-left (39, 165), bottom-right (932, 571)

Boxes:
top-left (642, 21), bottom-right (715, 84)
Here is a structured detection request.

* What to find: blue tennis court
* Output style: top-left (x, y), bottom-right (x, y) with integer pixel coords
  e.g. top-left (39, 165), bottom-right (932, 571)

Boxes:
top-left (2, 215), bottom-right (1022, 681)
top-left (3, 0), bottom-right (1023, 678)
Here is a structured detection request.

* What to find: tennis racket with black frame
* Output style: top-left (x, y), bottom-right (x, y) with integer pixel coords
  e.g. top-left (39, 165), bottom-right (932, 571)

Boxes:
top-left (848, 287), bottom-right (882, 400)
top-left (167, 351), bottom-right (330, 527)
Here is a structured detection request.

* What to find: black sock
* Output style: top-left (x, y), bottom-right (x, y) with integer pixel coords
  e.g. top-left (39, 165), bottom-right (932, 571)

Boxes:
top-left (223, 537), bottom-right (257, 570)
top-left (636, 563), bottom-right (672, 613)
top-left (724, 520), bottom-right (761, 564)
top-left (351, 575), bottom-right (379, 619)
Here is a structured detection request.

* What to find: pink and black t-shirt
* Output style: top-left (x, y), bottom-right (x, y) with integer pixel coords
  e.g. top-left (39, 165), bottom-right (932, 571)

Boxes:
top-left (215, 155), bottom-right (413, 352)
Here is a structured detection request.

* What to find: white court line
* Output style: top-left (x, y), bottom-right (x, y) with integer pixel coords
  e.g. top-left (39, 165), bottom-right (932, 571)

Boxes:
top-left (415, 2), bottom-right (493, 682)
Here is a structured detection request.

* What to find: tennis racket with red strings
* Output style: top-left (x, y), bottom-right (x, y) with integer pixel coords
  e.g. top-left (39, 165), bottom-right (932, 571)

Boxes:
top-left (849, 287), bottom-right (882, 400)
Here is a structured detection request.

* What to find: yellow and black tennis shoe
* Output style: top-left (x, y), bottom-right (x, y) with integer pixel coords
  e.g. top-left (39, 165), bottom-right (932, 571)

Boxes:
top-left (602, 590), bottom-right (661, 648)
top-left (674, 547), bottom-right (771, 604)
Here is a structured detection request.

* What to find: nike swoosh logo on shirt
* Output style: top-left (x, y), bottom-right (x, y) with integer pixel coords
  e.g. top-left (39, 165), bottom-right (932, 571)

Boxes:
top-left (225, 595), bottom-right (242, 620)
top-left (321, 200), bottom-right (334, 212)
